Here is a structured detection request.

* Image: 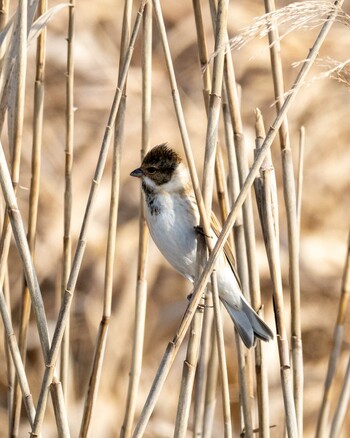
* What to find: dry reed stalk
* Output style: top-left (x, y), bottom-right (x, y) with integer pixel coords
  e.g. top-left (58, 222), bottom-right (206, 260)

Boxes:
top-left (211, 2), bottom-right (267, 432)
top-left (173, 286), bottom-right (205, 438)
top-left (60, 0), bottom-right (75, 400)
top-left (198, 0), bottom-right (233, 434)
top-left (120, 2), bottom-right (151, 438)
top-left (222, 89), bottom-right (251, 433)
top-left (0, 1), bottom-right (40, 134)
top-left (0, 3), bottom-right (70, 435)
top-left (50, 378), bottom-right (70, 438)
top-left (0, 140), bottom-right (69, 436)
top-left (3, 270), bottom-right (14, 437)
top-left (296, 127), bottom-right (305, 232)
top-left (30, 2), bottom-right (148, 435)
top-left (203, 326), bottom-right (218, 438)
top-left (254, 108), bottom-right (298, 438)
top-left (316, 230), bottom-right (350, 438)
top-left (132, 5), bottom-right (340, 434)
top-left (0, 0), bottom-right (9, 71)
top-left (174, 0), bottom-right (232, 432)
top-left (0, 284), bottom-right (36, 428)
top-left (80, 0), bottom-right (131, 431)
top-left (329, 353), bottom-right (350, 437)
top-left (263, 1), bottom-right (303, 433)
top-left (194, 295), bottom-right (215, 437)
top-left (208, 0), bottom-right (258, 431)
top-left (253, 111), bottom-right (271, 438)
top-left (222, 86), bottom-right (249, 305)
top-left (204, 1), bottom-right (254, 433)
top-left (0, 0), bottom-right (28, 317)
top-left (80, 10), bottom-right (131, 429)
top-left (191, 2), bottom-right (217, 434)
top-left (11, 0), bottom-right (48, 434)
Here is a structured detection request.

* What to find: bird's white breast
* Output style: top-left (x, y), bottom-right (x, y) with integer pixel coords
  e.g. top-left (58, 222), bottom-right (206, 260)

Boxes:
top-left (145, 190), bottom-right (198, 281)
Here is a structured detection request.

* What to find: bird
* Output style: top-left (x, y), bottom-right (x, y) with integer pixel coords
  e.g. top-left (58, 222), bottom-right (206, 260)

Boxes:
top-left (130, 143), bottom-right (273, 348)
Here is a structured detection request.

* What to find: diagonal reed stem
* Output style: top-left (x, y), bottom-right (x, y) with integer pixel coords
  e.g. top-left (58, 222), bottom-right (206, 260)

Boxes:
top-left (80, 0), bottom-right (133, 436)
top-left (30, 1), bottom-right (149, 435)
top-left (131, 3), bottom-right (341, 434)
top-left (329, 352), bottom-right (350, 437)
top-left (11, 0), bottom-right (48, 435)
top-left (316, 229), bottom-right (350, 438)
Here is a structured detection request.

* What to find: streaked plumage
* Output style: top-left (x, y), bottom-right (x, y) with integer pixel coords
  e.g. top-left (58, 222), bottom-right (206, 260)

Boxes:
top-left (130, 143), bottom-right (273, 348)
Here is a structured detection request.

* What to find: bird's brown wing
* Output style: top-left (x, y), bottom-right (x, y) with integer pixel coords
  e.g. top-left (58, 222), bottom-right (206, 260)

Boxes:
top-left (210, 211), bottom-right (242, 289)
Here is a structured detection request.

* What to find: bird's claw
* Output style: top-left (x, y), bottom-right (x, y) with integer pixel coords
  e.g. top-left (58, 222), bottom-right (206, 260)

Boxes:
top-left (194, 225), bottom-right (212, 239)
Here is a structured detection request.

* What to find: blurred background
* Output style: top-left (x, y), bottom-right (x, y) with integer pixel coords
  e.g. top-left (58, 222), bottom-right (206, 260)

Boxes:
top-left (0, 0), bottom-right (350, 436)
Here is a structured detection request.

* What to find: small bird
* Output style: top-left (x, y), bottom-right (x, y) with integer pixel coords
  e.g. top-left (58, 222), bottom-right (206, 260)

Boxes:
top-left (130, 143), bottom-right (273, 348)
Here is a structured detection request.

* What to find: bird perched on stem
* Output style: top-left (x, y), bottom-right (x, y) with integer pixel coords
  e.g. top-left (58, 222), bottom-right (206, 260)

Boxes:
top-left (130, 143), bottom-right (273, 348)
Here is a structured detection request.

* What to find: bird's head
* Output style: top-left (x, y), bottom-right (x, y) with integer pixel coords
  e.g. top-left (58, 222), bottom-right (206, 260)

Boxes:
top-left (130, 143), bottom-right (187, 191)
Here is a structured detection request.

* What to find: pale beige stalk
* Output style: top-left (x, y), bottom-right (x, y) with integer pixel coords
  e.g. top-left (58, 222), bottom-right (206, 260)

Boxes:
top-left (79, 0), bottom-right (133, 435)
top-left (253, 109), bottom-right (272, 438)
top-left (120, 1), bottom-right (151, 437)
top-left (263, 1), bottom-right (303, 432)
top-left (296, 126), bottom-right (305, 232)
top-left (254, 108), bottom-right (298, 437)
top-left (174, 0), bottom-right (231, 433)
top-left (60, 0), bottom-right (75, 400)
top-left (191, 2), bottom-right (217, 434)
top-left (208, 0), bottom-right (256, 432)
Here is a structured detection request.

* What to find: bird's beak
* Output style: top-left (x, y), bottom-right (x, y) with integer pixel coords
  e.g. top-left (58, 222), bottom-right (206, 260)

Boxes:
top-left (130, 167), bottom-right (143, 178)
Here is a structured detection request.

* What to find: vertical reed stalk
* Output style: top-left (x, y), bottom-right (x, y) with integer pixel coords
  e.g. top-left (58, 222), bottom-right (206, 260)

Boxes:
top-left (316, 230), bottom-right (350, 438)
top-left (200, 0), bottom-right (232, 435)
top-left (11, 0), bottom-right (48, 434)
top-left (50, 378), bottom-right (70, 438)
top-left (30, 2), bottom-right (148, 435)
top-left (209, 0), bottom-right (258, 432)
top-left (254, 108), bottom-right (298, 437)
top-left (175, 0), bottom-right (231, 433)
top-left (120, 2), bottom-right (151, 437)
top-left (203, 326), bottom-right (218, 438)
top-left (263, 1), bottom-right (303, 432)
top-left (253, 111), bottom-right (271, 438)
top-left (191, 2), bottom-right (216, 434)
top-left (60, 0), bottom-right (75, 400)
top-left (222, 88), bottom-right (250, 432)
top-left (296, 126), bottom-right (305, 232)
top-left (3, 270), bottom-right (14, 437)
top-left (173, 288), bottom-right (205, 438)
top-left (80, 0), bottom-right (134, 433)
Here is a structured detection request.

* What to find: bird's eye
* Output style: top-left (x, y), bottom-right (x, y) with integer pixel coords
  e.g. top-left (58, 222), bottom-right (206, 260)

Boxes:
top-left (147, 167), bottom-right (157, 174)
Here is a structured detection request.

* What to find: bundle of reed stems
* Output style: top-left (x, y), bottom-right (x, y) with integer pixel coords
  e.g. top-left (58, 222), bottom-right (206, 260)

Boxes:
top-left (0, 0), bottom-right (349, 437)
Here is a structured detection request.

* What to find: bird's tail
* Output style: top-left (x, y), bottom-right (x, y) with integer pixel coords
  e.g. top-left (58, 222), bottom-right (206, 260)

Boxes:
top-left (221, 297), bottom-right (273, 349)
